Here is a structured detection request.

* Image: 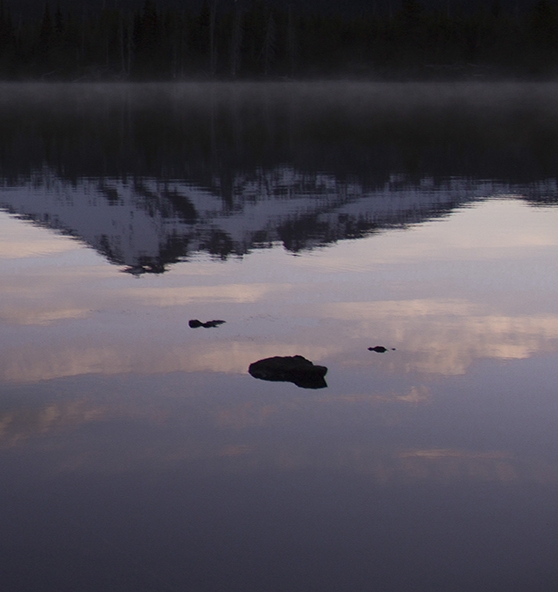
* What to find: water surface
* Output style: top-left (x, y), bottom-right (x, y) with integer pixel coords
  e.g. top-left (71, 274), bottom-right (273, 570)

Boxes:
top-left (1, 82), bottom-right (558, 592)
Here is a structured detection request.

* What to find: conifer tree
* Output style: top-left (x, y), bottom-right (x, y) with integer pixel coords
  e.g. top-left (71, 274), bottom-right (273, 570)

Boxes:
top-left (230, 1), bottom-right (243, 76)
top-left (286, 4), bottom-right (298, 77)
top-left (39, 2), bottom-right (53, 51)
top-left (262, 12), bottom-right (276, 75)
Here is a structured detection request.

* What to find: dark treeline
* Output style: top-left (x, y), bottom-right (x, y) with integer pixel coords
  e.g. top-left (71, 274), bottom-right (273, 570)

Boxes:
top-left (0, 0), bottom-right (558, 80)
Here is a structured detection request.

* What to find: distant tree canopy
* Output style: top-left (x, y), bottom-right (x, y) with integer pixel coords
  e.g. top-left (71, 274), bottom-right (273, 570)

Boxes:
top-left (0, 0), bottom-right (557, 80)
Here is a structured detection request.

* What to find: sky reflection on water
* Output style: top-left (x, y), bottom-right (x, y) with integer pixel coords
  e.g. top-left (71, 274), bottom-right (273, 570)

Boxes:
top-left (1, 199), bottom-right (557, 383)
top-left (1, 83), bottom-right (558, 591)
top-left (2, 198), bottom-right (558, 591)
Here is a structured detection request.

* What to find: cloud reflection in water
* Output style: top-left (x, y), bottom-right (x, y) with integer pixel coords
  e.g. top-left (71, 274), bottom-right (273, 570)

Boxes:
top-left (1, 200), bottom-right (558, 383)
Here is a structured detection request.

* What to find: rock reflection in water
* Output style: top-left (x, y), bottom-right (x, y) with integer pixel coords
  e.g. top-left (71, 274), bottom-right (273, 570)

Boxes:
top-left (189, 319), bottom-right (226, 328)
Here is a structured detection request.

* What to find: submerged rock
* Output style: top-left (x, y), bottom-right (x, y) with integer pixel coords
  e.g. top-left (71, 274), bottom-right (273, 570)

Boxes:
top-left (248, 355), bottom-right (328, 389)
top-left (189, 319), bottom-right (226, 328)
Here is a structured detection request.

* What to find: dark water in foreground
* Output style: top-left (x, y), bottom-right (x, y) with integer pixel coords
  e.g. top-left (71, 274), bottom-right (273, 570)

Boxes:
top-left (1, 82), bottom-right (558, 591)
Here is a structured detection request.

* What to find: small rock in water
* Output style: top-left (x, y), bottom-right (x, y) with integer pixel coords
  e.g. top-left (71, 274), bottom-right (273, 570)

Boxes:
top-left (249, 355), bottom-right (328, 389)
top-left (189, 319), bottom-right (226, 328)
top-left (368, 346), bottom-right (388, 353)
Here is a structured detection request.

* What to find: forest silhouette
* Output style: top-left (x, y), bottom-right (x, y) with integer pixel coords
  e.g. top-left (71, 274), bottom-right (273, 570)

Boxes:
top-left (0, 0), bottom-right (557, 79)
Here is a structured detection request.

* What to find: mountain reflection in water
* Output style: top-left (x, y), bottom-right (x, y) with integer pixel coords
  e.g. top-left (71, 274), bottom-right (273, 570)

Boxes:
top-left (1, 82), bottom-right (558, 273)
top-left (1, 83), bottom-right (558, 592)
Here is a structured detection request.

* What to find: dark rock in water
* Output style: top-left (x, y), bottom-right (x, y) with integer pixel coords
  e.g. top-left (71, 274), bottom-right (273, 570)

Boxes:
top-left (189, 319), bottom-right (225, 328)
top-left (368, 346), bottom-right (388, 353)
top-left (249, 355), bottom-right (328, 389)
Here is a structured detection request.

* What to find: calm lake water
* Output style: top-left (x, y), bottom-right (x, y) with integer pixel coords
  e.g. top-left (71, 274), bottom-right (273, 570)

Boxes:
top-left (1, 82), bottom-right (558, 591)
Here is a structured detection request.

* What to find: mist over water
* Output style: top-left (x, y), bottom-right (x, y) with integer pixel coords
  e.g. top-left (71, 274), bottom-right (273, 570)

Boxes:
top-left (2, 81), bottom-right (558, 182)
top-left (1, 82), bottom-right (558, 592)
